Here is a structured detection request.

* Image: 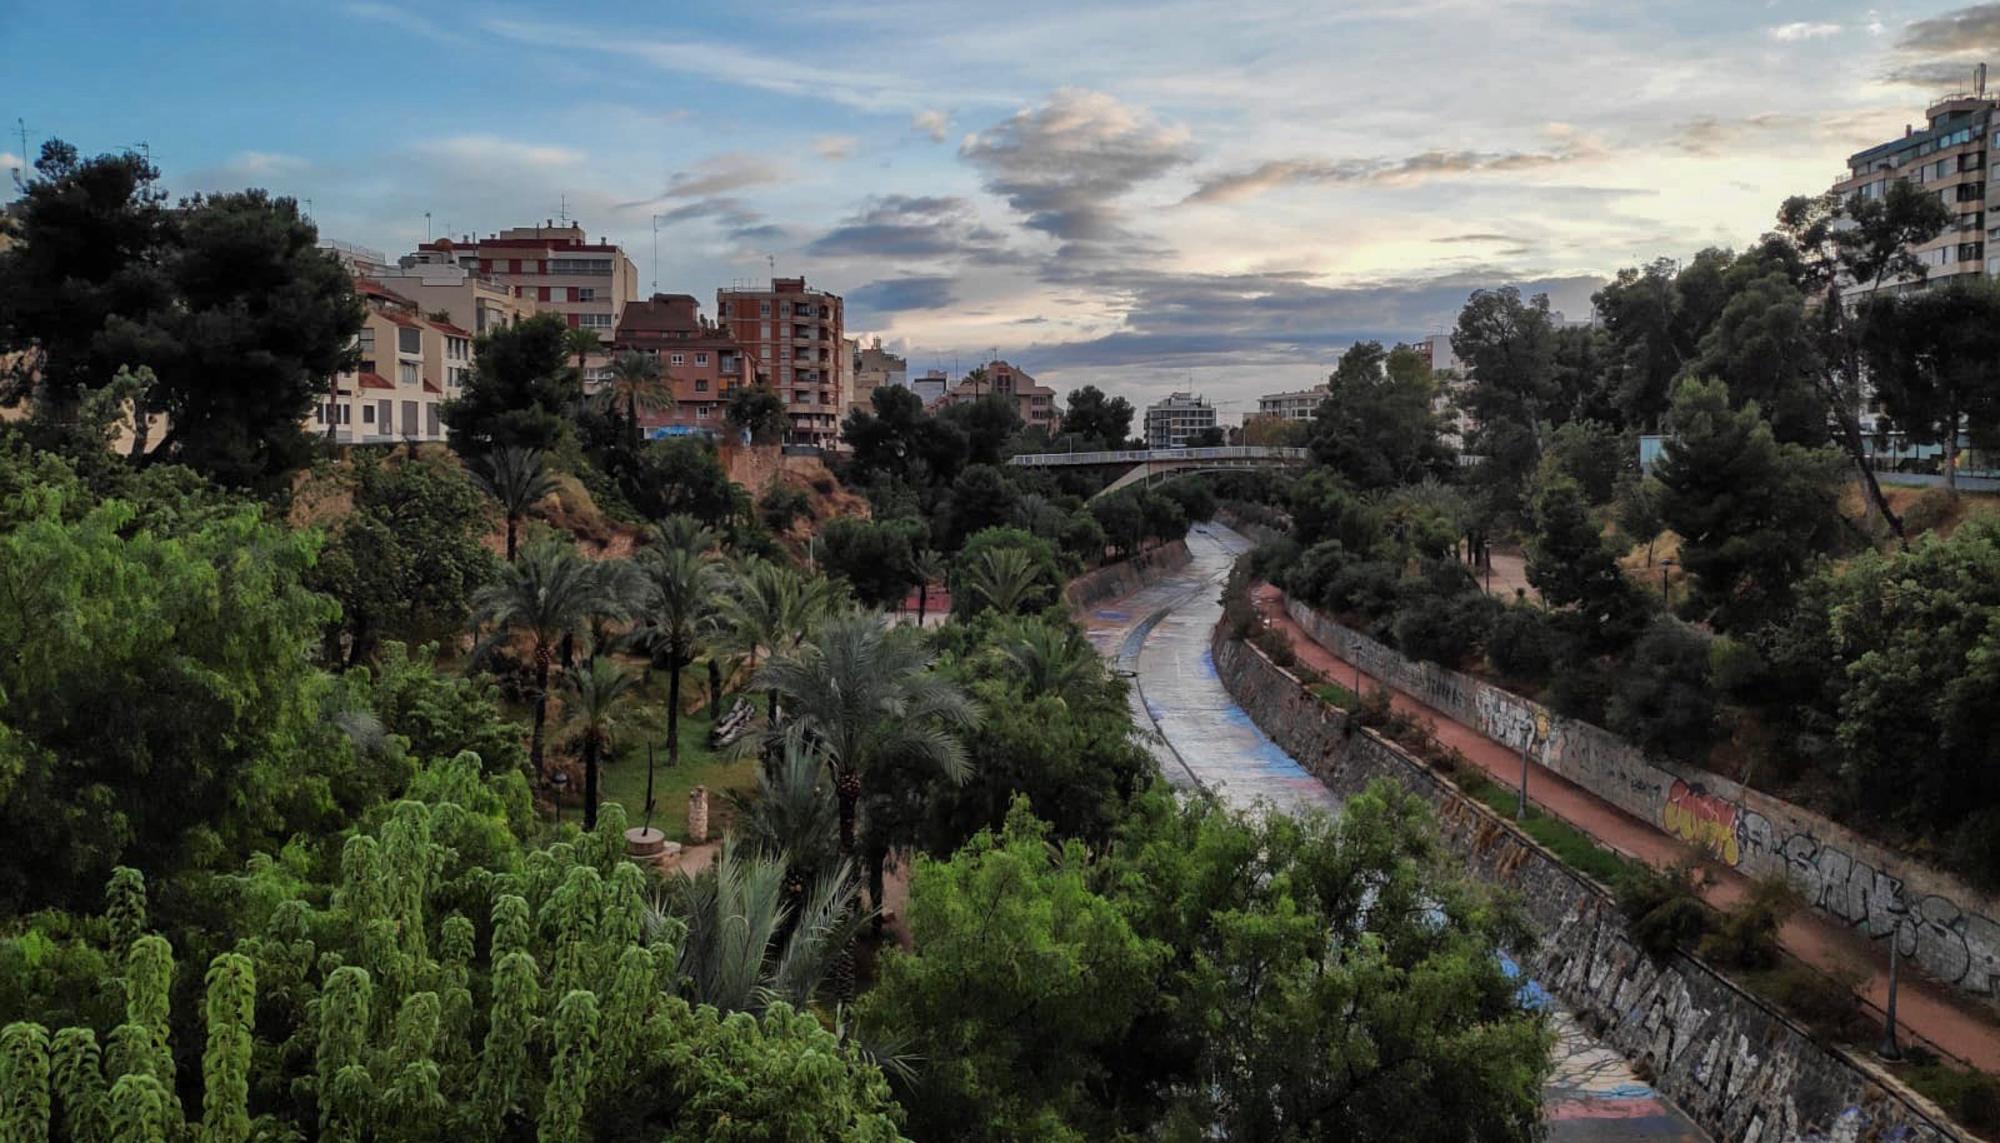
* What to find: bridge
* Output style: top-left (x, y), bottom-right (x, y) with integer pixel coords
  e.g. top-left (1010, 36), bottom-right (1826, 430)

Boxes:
top-left (1009, 445), bottom-right (1309, 499)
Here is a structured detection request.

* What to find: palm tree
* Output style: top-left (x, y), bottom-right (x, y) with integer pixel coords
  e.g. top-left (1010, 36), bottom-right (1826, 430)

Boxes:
top-left (633, 544), bottom-right (722, 829)
top-left (561, 658), bottom-right (638, 830)
top-left (756, 614), bottom-right (975, 861)
top-left (562, 326), bottom-right (601, 374)
top-left (959, 546), bottom-right (1048, 617)
top-left (715, 559), bottom-right (833, 722)
top-left (596, 350), bottom-right (674, 448)
top-left (726, 742), bottom-right (840, 891)
top-left (907, 547), bottom-right (946, 626)
top-left (654, 513), bottom-right (717, 558)
top-left (996, 615), bottom-right (1103, 706)
top-left (647, 840), bottom-right (867, 1015)
top-left (472, 542), bottom-right (632, 779)
top-left (473, 447), bottom-right (559, 561)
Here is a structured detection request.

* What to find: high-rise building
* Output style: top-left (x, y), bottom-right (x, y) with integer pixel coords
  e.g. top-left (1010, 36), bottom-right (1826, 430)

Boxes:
top-left (613, 293), bottom-right (755, 438)
top-left (312, 277), bottom-right (469, 445)
top-left (935, 359), bottom-right (1059, 433)
top-left (716, 277), bottom-right (846, 447)
top-left (409, 222), bottom-right (639, 336)
top-left (1143, 391), bottom-right (1217, 449)
top-left (851, 337), bottom-right (908, 414)
top-left (1257, 385), bottom-right (1328, 422)
top-left (1831, 73), bottom-right (1998, 300)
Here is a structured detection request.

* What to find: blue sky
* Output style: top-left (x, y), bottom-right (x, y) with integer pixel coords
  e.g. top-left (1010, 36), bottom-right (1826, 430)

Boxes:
top-left (4, 0), bottom-right (1994, 414)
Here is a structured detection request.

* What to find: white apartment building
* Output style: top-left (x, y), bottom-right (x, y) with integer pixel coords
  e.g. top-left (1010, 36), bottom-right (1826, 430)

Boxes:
top-left (1144, 391), bottom-right (1217, 449)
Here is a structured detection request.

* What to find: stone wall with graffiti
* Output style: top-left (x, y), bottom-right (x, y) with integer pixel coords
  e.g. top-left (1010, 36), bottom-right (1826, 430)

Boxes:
top-left (1281, 592), bottom-right (2000, 1008)
top-left (1213, 623), bottom-right (1962, 1141)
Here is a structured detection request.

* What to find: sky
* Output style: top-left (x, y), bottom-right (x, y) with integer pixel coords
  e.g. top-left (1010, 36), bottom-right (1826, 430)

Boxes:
top-left (4, 0), bottom-right (1997, 417)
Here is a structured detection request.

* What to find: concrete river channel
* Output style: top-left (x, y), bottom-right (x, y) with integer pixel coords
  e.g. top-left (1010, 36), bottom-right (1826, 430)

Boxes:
top-left (1082, 522), bottom-right (1708, 1142)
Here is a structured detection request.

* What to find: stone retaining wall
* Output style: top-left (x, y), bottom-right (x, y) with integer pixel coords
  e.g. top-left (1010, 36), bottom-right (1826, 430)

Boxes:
top-left (1213, 506), bottom-right (1285, 548)
top-left (1211, 627), bottom-right (1961, 1141)
top-left (1281, 593), bottom-right (2000, 1011)
top-left (1063, 540), bottom-right (1192, 610)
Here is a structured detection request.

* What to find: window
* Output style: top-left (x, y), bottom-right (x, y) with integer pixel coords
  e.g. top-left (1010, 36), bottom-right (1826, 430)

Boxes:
top-left (401, 400), bottom-right (419, 434)
top-left (549, 258), bottom-right (611, 274)
top-left (760, 323), bottom-right (772, 341)
top-left (719, 301), bottom-right (731, 318)
top-left (358, 328), bottom-right (376, 356)
top-left (363, 405), bottom-right (375, 424)
top-left (695, 352), bottom-right (708, 365)
top-left (697, 405), bottom-right (710, 419)
top-left (577, 287), bottom-right (596, 302)
top-left (538, 286), bottom-right (552, 303)
top-left (670, 353), bottom-right (685, 365)
top-left (427, 404), bottom-right (441, 436)
top-left (695, 379), bottom-right (709, 392)
top-left (398, 326), bottom-right (421, 355)
top-left (758, 301), bottom-right (772, 316)
top-left (578, 313), bottom-right (613, 330)
top-left (399, 361), bottom-right (419, 384)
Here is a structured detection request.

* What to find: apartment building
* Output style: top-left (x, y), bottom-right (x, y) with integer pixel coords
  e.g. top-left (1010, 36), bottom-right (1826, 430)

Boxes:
top-left (910, 369), bottom-right (949, 403)
top-left (934, 359), bottom-right (1059, 433)
top-left (851, 337), bottom-right (908, 415)
top-left (1143, 391), bottom-right (1217, 449)
top-left (612, 293), bottom-right (755, 437)
top-left (409, 223), bottom-right (639, 336)
top-left (1831, 75), bottom-right (1997, 300)
top-left (378, 259), bottom-right (537, 337)
top-left (716, 277), bottom-right (845, 447)
top-left (313, 278), bottom-right (470, 444)
top-left (1257, 384), bottom-right (1329, 422)
top-left (1411, 333), bottom-right (1460, 375)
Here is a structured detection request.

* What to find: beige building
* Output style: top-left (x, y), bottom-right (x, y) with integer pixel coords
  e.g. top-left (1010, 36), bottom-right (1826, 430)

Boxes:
top-left (1831, 81), bottom-right (1997, 300)
top-left (377, 259), bottom-right (537, 337)
top-left (410, 222), bottom-right (639, 337)
top-left (716, 277), bottom-right (846, 447)
top-left (1257, 385), bottom-right (1328, 422)
top-left (934, 359), bottom-right (1058, 434)
top-left (850, 337), bottom-right (908, 415)
top-left (312, 278), bottom-right (468, 445)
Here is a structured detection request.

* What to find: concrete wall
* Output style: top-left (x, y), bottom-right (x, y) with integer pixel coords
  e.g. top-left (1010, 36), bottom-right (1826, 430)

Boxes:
top-left (1063, 540), bottom-right (1192, 610)
top-left (1211, 627), bottom-right (1961, 1142)
top-left (1213, 506), bottom-right (1285, 548)
top-left (1282, 594), bottom-right (2000, 1009)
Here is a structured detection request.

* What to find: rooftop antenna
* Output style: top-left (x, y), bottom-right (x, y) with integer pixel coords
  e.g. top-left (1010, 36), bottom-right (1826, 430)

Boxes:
top-left (1979, 62), bottom-right (1989, 98)
top-left (425, 212), bottom-right (432, 242)
top-left (556, 194), bottom-right (569, 225)
top-left (650, 214), bottom-right (666, 293)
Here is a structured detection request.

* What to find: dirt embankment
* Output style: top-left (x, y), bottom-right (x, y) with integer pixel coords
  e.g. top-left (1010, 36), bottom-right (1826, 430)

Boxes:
top-left (721, 444), bottom-right (871, 545)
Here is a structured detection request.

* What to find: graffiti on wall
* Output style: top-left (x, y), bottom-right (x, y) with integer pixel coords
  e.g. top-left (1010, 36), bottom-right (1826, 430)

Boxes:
top-left (1663, 780), bottom-right (1743, 866)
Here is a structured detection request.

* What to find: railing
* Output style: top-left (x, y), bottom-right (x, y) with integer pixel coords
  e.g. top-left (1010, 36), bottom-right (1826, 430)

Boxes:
top-left (1009, 446), bottom-right (1309, 467)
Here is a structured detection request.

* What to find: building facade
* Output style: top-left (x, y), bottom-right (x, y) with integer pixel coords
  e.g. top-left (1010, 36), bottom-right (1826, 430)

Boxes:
top-left (376, 259), bottom-right (537, 338)
top-left (1257, 384), bottom-right (1328, 422)
top-left (1831, 80), bottom-right (1997, 300)
top-left (313, 278), bottom-right (469, 445)
top-left (910, 369), bottom-right (949, 404)
top-left (409, 223), bottom-right (639, 336)
top-left (716, 277), bottom-right (845, 447)
top-left (1143, 391), bottom-right (1217, 449)
top-left (851, 337), bottom-right (908, 414)
top-left (934, 359), bottom-right (1059, 434)
top-left (612, 293), bottom-right (754, 437)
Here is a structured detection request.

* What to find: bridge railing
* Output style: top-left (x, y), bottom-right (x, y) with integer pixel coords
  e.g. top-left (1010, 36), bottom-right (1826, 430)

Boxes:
top-left (1009, 446), bottom-right (1309, 467)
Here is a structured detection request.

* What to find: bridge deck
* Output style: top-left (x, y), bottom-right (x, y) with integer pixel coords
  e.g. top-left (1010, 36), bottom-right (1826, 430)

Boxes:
top-left (1010, 446), bottom-right (1308, 467)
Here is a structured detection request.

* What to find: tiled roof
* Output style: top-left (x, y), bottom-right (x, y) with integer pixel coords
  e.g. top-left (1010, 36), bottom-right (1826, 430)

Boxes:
top-left (358, 372), bottom-right (395, 390)
top-left (422, 379), bottom-right (443, 394)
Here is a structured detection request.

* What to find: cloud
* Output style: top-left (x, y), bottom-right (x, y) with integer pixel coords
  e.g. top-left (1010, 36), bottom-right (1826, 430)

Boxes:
top-left (1431, 233), bottom-right (1526, 245)
top-left (813, 135), bottom-right (859, 161)
top-left (849, 276), bottom-right (960, 316)
top-left (418, 135), bottom-right (584, 170)
top-left (342, 1), bottom-right (463, 45)
top-left (1885, 4), bottom-right (2000, 84)
top-left (913, 109), bottom-right (951, 143)
top-left (960, 88), bottom-right (1193, 242)
top-left (230, 151), bottom-right (308, 175)
top-left (805, 195), bottom-right (1012, 260)
top-left (1184, 140), bottom-right (1601, 205)
top-left (661, 153), bottom-right (784, 198)
top-left (1767, 22), bottom-right (1841, 41)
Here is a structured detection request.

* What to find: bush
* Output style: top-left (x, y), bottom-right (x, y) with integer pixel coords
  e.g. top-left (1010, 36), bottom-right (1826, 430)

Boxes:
top-left (1323, 560), bottom-right (1402, 626)
top-left (1247, 537), bottom-right (1301, 584)
top-left (758, 484), bottom-right (810, 533)
top-left (1393, 590), bottom-right (1495, 668)
top-left (1616, 859), bottom-right (1714, 958)
top-left (1487, 607), bottom-right (1564, 682)
top-left (1903, 487), bottom-right (1955, 536)
top-left (1902, 1058), bottom-right (2000, 1135)
top-left (1549, 659), bottom-right (1612, 724)
top-left (1748, 964), bottom-right (1868, 1046)
top-left (1698, 875), bottom-right (1803, 970)
top-left (1605, 617), bottom-right (1717, 762)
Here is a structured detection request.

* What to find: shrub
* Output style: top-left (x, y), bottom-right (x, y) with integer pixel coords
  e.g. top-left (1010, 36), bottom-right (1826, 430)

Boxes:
top-left (1698, 875), bottom-right (1803, 970)
top-left (758, 484), bottom-right (810, 533)
top-left (1903, 487), bottom-right (1955, 536)
top-left (1487, 607), bottom-right (1563, 682)
top-left (1549, 659), bottom-right (1612, 724)
top-left (1749, 964), bottom-right (1867, 1046)
top-left (1616, 859), bottom-right (1713, 958)
top-left (1605, 617), bottom-right (1717, 762)
top-left (1392, 591), bottom-right (1494, 668)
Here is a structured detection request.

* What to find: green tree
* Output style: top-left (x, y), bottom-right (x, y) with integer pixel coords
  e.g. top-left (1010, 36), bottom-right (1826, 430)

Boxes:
top-left (726, 384), bottom-right (789, 444)
top-left (1523, 459), bottom-right (1623, 610)
top-left (445, 314), bottom-right (582, 458)
top-left (937, 393), bottom-right (1023, 466)
top-left (1654, 377), bottom-right (1843, 631)
top-left (1614, 473), bottom-right (1666, 566)
top-left (907, 547), bottom-right (946, 626)
top-left (138, 191), bottom-right (363, 489)
top-left (1544, 419), bottom-right (1623, 504)
top-left (616, 438), bottom-right (738, 526)
top-left (1057, 384), bottom-right (1134, 448)
top-left (862, 799), bottom-right (1163, 1141)
top-left (199, 953), bottom-right (255, 1143)
top-left (656, 840), bottom-right (865, 1016)
top-left (312, 453), bottom-right (499, 664)
top-left (561, 658), bottom-right (639, 831)
top-left (597, 350), bottom-right (674, 450)
top-left (562, 326), bottom-right (601, 373)
top-left (362, 641), bottom-right (529, 776)
top-left (1454, 287), bottom-right (1559, 515)
top-left (1591, 251), bottom-right (1733, 432)
top-left (1605, 618), bottom-right (1717, 762)
top-left (473, 446), bottom-right (559, 561)
top-left (715, 559), bottom-right (834, 721)
top-left (950, 528), bottom-right (1062, 619)
top-left (633, 543), bottom-right (721, 825)
top-left (471, 542), bottom-right (632, 778)
top-left (819, 516), bottom-right (918, 608)
top-left (1860, 277), bottom-right (2000, 497)
top-left (943, 464), bottom-right (1019, 548)
top-left (1308, 341), bottom-right (1451, 489)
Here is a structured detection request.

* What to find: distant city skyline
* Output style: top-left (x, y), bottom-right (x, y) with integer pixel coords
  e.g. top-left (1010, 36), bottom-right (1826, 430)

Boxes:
top-left (4, 0), bottom-right (1994, 412)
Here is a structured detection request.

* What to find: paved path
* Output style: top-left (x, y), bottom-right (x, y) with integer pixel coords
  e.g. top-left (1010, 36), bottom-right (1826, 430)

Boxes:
top-left (1252, 582), bottom-right (2000, 1076)
top-left (1085, 523), bottom-right (1705, 1141)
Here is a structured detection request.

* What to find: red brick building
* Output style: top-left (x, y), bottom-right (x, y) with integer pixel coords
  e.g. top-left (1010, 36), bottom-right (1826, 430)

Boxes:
top-left (715, 277), bottom-right (846, 447)
top-left (408, 222), bottom-right (639, 337)
top-left (612, 293), bottom-right (756, 437)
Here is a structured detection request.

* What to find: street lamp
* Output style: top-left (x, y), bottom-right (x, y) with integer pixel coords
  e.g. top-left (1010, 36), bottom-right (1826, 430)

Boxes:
top-left (1483, 540), bottom-right (1493, 595)
top-left (1659, 557), bottom-right (1677, 607)
top-left (1517, 710), bottom-right (1550, 821)
top-left (549, 769), bottom-right (571, 826)
top-left (1881, 893), bottom-right (1911, 1060)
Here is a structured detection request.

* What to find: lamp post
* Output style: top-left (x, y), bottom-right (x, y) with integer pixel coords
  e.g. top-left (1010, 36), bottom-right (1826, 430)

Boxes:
top-left (549, 769), bottom-right (571, 826)
top-left (1483, 540), bottom-right (1493, 595)
top-left (1517, 710), bottom-right (1550, 821)
top-left (1659, 557), bottom-right (1677, 607)
top-left (1881, 894), bottom-right (1910, 1061)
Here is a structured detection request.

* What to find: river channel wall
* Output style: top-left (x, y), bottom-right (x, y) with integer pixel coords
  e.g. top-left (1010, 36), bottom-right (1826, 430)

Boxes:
top-left (1063, 540), bottom-right (1191, 611)
top-left (1211, 625), bottom-right (1961, 1142)
top-left (1278, 593), bottom-right (2000, 1012)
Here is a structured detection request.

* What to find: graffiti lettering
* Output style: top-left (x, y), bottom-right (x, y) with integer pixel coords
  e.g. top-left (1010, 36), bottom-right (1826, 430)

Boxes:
top-left (1663, 780), bottom-right (1742, 866)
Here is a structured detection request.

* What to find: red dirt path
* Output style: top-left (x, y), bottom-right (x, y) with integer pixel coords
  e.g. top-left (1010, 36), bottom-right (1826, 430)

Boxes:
top-left (1252, 582), bottom-right (2000, 1075)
